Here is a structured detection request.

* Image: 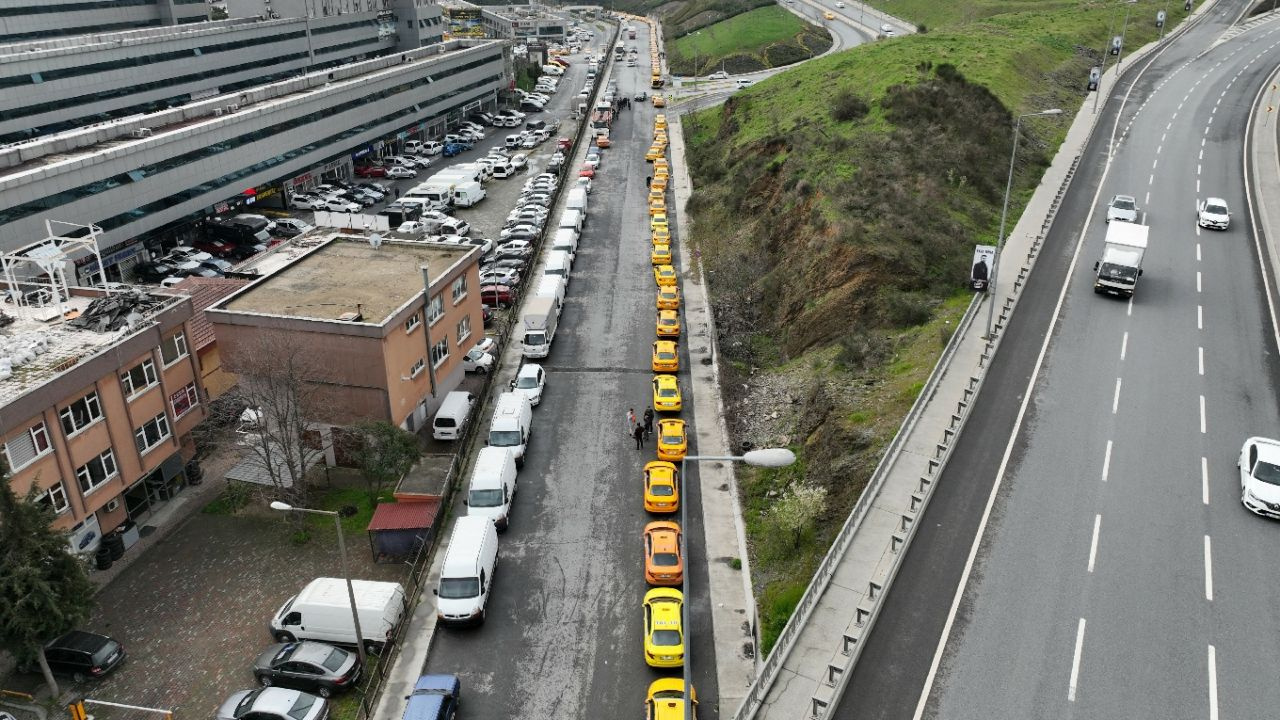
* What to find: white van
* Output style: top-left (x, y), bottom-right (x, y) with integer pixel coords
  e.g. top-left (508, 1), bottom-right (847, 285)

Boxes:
top-left (543, 251), bottom-right (571, 286)
top-left (433, 391), bottom-right (476, 441)
top-left (465, 447), bottom-right (518, 531)
top-left (271, 578), bottom-right (406, 652)
top-left (434, 516), bottom-right (499, 626)
top-left (542, 64), bottom-right (565, 76)
top-left (551, 228), bottom-right (578, 260)
top-left (453, 181), bottom-right (487, 208)
top-left (558, 208), bottom-right (584, 234)
top-left (565, 187), bottom-right (588, 217)
top-left (535, 274), bottom-right (566, 312)
top-left (488, 392), bottom-right (533, 466)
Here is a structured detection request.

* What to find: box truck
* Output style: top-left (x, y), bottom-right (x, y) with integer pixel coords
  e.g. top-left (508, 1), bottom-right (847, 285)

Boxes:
top-left (1093, 222), bottom-right (1148, 297)
top-left (521, 296), bottom-right (559, 359)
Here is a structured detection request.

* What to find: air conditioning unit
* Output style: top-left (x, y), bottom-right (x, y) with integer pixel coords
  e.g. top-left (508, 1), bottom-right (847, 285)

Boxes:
top-left (132, 127), bottom-right (153, 138)
top-left (227, 103), bottom-right (240, 112)
top-left (213, 107), bottom-right (224, 116)
top-left (105, 499), bottom-right (120, 512)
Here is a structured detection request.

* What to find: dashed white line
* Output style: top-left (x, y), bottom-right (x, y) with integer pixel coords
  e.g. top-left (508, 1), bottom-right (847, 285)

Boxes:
top-left (1113, 378), bottom-right (1122, 414)
top-left (1197, 271), bottom-right (1202, 293)
top-left (1102, 440), bottom-right (1113, 483)
top-left (1200, 395), bottom-right (1207, 434)
top-left (1198, 305), bottom-right (1204, 329)
top-left (1145, 191), bottom-right (1151, 205)
top-left (1149, 173), bottom-right (1155, 185)
top-left (1199, 346), bottom-right (1205, 375)
top-left (1204, 535), bottom-right (1214, 601)
top-left (1209, 646), bottom-right (1219, 720)
top-left (1197, 243), bottom-right (1202, 261)
top-left (1161, 133), bottom-right (1167, 143)
top-left (1068, 618), bottom-right (1087, 702)
top-left (1120, 332), bottom-right (1128, 361)
top-left (1087, 515), bottom-right (1102, 573)
top-left (1202, 456), bottom-right (1210, 505)
top-left (1199, 148), bottom-right (1204, 160)
top-left (1153, 158), bottom-right (1158, 170)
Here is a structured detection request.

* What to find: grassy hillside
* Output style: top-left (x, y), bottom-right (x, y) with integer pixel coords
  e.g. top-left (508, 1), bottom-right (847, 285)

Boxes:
top-left (666, 5), bottom-right (832, 74)
top-left (682, 0), bottom-right (1187, 652)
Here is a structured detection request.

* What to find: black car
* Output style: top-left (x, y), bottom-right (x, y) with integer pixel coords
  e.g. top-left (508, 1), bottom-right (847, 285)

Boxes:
top-left (487, 258), bottom-right (528, 272)
top-left (28, 630), bottom-right (125, 682)
top-left (226, 242), bottom-right (266, 260)
top-left (253, 642), bottom-right (361, 698)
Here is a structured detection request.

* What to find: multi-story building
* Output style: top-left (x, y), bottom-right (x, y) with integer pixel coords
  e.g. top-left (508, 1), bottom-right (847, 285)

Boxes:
top-left (0, 241), bottom-right (206, 555)
top-left (0, 0), bottom-right (507, 283)
top-left (443, 1), bottom-right (566, 43)
top-left (0, 0), bottom-right (208, 45)
top-left (206, 236), bottom-right (483, 433)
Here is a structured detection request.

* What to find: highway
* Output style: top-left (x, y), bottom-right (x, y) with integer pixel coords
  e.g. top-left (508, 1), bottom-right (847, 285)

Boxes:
top-left (831, 2), bottom-right (1280, 719)
top-left (422, 22), bottom-right (723, 719)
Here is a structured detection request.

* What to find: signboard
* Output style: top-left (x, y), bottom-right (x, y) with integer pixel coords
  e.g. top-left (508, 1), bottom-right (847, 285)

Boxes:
top-left (446, 6), bottom-right (487, 37)
top-left (971, 245), bottom-right (995, 292)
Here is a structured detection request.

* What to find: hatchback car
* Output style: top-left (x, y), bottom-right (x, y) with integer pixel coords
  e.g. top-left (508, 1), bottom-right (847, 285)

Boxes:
top-left (654, 264), bottom-right (677, 287)
top-left (1106, 194), bottom-right (1138, 223)
top-left (643, 587), bottom-right (684, 668)
top-left (1197, 197), bottom-right (1230, 230)
top-left (652, 340), bottom-right (679, 373)
top-left (656, 419), bottom-right (687, 462)
top-left (1238, 436), bottom-right (1280, 518)
top-left (646, 679), bottom-right (696, 720)
top-left (643, 521), bottom-right (684, 585)
top-left (652, 374), bottom-right (682, 412)
top-left (643, 460), bottom-right (679, 513)
top-left (509, 363), bottom-right (546, 406)
top-left (27, 630), bottom-right (125, 682)
top-left (252, 642), bottom-right (360, 698)
top-left (215, 688), bottom-right (328, 720)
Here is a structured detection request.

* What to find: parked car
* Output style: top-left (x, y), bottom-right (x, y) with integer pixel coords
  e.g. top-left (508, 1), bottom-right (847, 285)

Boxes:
top-left (272, 218), bottom-right (315, 237)
top-left (252, 642), bottom-right (361, 698)
top-left (355, 165), bottom-right (388, 178)
top-left (479, 284), bottom-right (517, 307)
top-left (323, 198), bottom-right (361, 212)
top-left (402, 675), bottom-right (460, 720)
top-left (23, 630), bottom-right (126, 682)
top-left (215, 688), bottom-right (328, 720)
top-left (290, 194), bottom-right (327, 210)
top-left (439, 217), bottom-right (470, 236)
top-left (479, 268), bottom-right (521, 287)
top-left (194, 238), bottom-right (236, 257)
top-left (462, 348), bottom-right (495, 374)
top-left (386, 165), bottom-right (417, 179)
top-left (167, 246), bottom-right (214, 263)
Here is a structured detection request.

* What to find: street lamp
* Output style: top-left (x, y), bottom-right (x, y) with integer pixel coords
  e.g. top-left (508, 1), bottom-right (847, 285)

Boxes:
top-left (1093, 0), bottom-right (1139, 113)
top-left (678, 447), bottom-right (796, 720)
top-left (269, 500), bottom-right (369, 668)
top-left (984, 108), bottom-right (1063, 340)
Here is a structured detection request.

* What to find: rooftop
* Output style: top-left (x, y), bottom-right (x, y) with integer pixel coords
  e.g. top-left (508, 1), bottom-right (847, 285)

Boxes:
top-left (219, 238), bottom-right (475, 325)
top-left (169, 276), bottom-right (253, 351)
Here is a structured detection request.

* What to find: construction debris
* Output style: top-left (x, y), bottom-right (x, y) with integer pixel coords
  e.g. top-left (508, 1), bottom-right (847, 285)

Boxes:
top-left (67, 289), bottom-right (166, 333)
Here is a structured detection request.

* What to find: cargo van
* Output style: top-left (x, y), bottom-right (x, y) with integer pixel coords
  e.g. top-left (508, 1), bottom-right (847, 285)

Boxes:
top-left (543, 251), bottom-right (571, 286)
top-left (271, 578), bottom-right (406, 652)
top-left (487, 392), bottom-right (533, 466)
top-left (452, 181), bottom-right (487, 208)
top-left (433, 391), bottom-right (476, 441)
top-left (465, 447), bottom-right (518, 530)
top-left (551, 228), bottom-right (578, 260)
top-left (558, 208), bottom-right (584, 234)
top-left (542, 64), bottom-right (565, 76)
top-left (434, 516), bottom-right (500, 626)
top-left (535, 274), bottom-right (566, 311)
top-left (566, 187), bottom-right (588, 217)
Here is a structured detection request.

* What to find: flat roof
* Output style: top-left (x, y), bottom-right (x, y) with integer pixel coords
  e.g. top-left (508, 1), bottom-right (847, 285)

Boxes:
top-left (220, 238), bottom-right (474, 324)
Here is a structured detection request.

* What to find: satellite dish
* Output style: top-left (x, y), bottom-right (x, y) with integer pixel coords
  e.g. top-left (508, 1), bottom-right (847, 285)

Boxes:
top-left (369, 233), bottom-right (383, 248)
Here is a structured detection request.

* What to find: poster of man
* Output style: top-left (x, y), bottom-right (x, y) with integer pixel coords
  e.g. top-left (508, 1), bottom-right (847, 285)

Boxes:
top-left (971, 245), bottom-right (996, 292)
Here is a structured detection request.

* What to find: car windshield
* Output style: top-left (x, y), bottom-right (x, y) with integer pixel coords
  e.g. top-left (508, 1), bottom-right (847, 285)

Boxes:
top-left (516, 376), bottom-right (540, 389)
top-left (524, 332), bottom-right (546, 346)
top-left (1253, 460), bottom-right (1280, 485)
top-left (1206, 203), bottom-right (1228, 215)
top-left (469, 488), bottom-right (504, 507)
top-left (653, 552), bottom-right (679, 567)
top-left (650, 483), bottom-right (674, 497)
top-left (234, 691), bottom-right (263, 717)
top-left (652, 629), bottom-right (681, 646)
top-left (659, 351), bottom-right (676, 360)
top-left (491, 430), bottom-right (522, 446)
top-left (662, 434), bottom-right (681, 445)
top-left (321, 647), bottom-right (348, 671)
top-left (288, 694), bottom-right (318, 720)
top-left (1112, 198), bottom-right (1135, 211)
top-left (439, 577), bottom-right (481, 599)
top-left (1099, 262), bottom-right (1138, 283)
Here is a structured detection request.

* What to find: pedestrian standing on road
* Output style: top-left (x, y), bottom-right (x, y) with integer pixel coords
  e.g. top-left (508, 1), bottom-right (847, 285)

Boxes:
top-left (633, 423), bottom-right (646, 449)
top-left (627, 407), bottom-right (637, 435)
top-left (394, 187), bottom-right (400, 199)
top-left (645, 176), bottom-right (652, 188)
top-left (643, 407), bottom-right (654, 439)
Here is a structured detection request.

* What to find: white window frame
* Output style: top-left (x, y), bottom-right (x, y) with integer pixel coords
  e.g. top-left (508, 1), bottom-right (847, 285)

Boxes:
top-left (430, 337), bottom-right (450, 368)
top-left (405, 311), bottom-right (422, 334)
top-left (59, 391), bottom-right (103, 437)
top-left (120, 359), bottom-right (158, 398)
top-left (2, 422), bottom-right (52, 472)
top-left (410, 358), bottom-right (426, 378)
top-left (456, 315), bottom-right (472, 345)
top-left (427, 294), bottom-right (445, 325)
top-left (75, 449), bottom-right (118, 496)
top-left (133, 412), bottom-right (172, 455)
top-left (160, 331), bottom-right (189, 367)
top-left (35, 481), bottom-right (70, 514)
top-left (451, 275), bottom-right (468, 303)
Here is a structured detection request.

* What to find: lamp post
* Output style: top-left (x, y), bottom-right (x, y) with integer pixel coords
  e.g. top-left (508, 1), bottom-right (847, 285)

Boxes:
top-left (269, 501), bottom-right (368, 668)
top-left (984, 108), bottom-right (1063, 340)
top-left (678, 447), bottom-right (796, 720)
top-left (1093, 0), bottom-right (1138, 113)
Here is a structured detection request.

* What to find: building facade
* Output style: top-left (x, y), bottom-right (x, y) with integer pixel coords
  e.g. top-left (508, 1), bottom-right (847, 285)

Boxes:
top-left (0, 0), bottom-right (208, 44)
top-left (206, 237), bottom-right (483, 432)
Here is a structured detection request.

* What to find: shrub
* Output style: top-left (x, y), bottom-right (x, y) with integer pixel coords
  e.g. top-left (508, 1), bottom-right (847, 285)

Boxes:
top-left (831, 90), bottom-right (870, 122)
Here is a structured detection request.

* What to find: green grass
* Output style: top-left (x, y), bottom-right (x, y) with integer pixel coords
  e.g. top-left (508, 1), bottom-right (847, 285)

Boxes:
top-left (667, 5), bottom-right (829, 74)
top-left (329, 654), bottom-right (382, 720)
top-left (309, 485), bottom-right (394, 539)
top-left (202, 482), bottom-right (253, 515)
top-left (759, 578), bottom-right (807, 655)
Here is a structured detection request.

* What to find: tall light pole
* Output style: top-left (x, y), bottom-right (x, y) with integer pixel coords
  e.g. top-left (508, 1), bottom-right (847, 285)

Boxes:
top-left (678, 447), bottom-right (797, 720)
top-left (984, 108), bottom-right (1063, 340)
top-left (270, 501), bottom-right (369, 668)
top-left (1093, 0), bottom-right (1138, 113)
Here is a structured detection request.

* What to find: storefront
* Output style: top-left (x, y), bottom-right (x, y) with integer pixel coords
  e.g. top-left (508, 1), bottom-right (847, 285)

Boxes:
top-left (123, 452), bottom-right (188, 523)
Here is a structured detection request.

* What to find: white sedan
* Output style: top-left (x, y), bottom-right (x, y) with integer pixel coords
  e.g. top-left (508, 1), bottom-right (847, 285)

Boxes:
top-left (1197, 197), bottom-right (1230, 230)
top-left (323, 198), bottom-right (361, 212)
top-left (462, 348), bottom-right (495, 374)
top-left (1239, 437), bottom-right (1280, 518)
top-left (397, 221), bottom-right (428, 236)
top-left (509, 363), bottom-right (546, 406)
top-left (511, 153), bottom-right (529, 170)
top-left (386, 165), bottom-right (418, 179)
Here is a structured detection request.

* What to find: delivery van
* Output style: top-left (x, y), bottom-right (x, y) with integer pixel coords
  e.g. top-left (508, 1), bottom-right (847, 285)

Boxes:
top-left (551, 228), bottom-right (578, 260)
top-left (433, 391), bottom-right (476, 441)
top-left (465, 447), bottom-right (518, 530)
top-left (487, 392), bottom-right (533, 466)
top-left (535, 274), bottom-right (566, 312)
top-left (452, 181), bottom-right (487, 208)
top-left (271, 578), bottom-right (406, 652)
top-left (543, 251), bottom-right (572, 286)
top-left (566, 187), bottom-right (588, 217)
top-left (434, 516), bottom-right (500, 626)
top-left (558, 208), bottom-right (584, 234)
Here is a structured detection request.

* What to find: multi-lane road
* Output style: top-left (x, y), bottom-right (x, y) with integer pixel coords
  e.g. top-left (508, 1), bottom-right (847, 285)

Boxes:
top-left (834, 2), bottom-right (1280, 719)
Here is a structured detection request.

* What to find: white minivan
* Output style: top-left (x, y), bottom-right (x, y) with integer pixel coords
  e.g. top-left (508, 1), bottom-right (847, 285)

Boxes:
top-left (271, 578), bottom-right (406, 652)
top-left (465, 447), bottom-right (518, 530)
top-left (435, 516), bottom-right (500, 626)
top-left (488, 392), bottom-right (533, 466)
top-left (433, 391), bottom-right (476, 441)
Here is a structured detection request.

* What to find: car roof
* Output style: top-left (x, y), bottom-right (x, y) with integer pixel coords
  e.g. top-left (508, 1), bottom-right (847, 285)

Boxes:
top-left (1205, 197), bottom-right (1228, 206)
top-left (517, 363), bottom-right (542, 378)
top-left (246, 687), bottom-right (309, 715)
top-left (51, 630), bottom-right (114, 652)
top-left (1113, 194), bottom-right (1135, 202)
top-left (1253, 437), bottom-right (1280, 464)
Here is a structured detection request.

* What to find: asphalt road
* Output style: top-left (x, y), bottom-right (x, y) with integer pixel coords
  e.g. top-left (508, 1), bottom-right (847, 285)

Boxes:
top-left (423, 22), bottom-right (722, 719)
top-left (833, 3), bottom-right (1280, 719)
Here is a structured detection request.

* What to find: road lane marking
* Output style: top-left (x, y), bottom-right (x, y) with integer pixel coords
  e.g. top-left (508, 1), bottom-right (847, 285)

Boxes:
top-left (1197, 271), bottom-right (1202, 293)
top-left (1120, 332), bottom-right (1128, 361)
top-left (1204, 535), bottom-right (1213, 601)
top-left (1200, 395), bottom-right (1207, 433)
top-left (1197, 179), bottom-right (1201, 194)
top-left (1102, 440), bottom-right (1112, 483)
top-left (1149, 173), bottom-right (1155, 185)
top-left (1087, 515), bottom-right (1101, 572)
top-left (1068, 618), bottom-right (1086, 702)
top-left (1199, 148), bottom-right (1204, 160)
top-left (1161, 133), bottom-right (1166, 143)
top-left (1152, 158), bottom-right (1158, 170)
top-left (1202, 456), bottom-right (1210, 505)
top-left (1198, 305), bottom-right (1204, 329)
top-left (1145, 191), bottom-right (1150, 205)
top-left (1199, 346), bottom-right (1205, 375)
top-left (1209, 646), bottom-right (1219, 720)
top-left (1127, 297), bottom-right (1134, 316)
top-left (1197, 243), bottom-right (1202, 261)
top-left (1112, 378), bottom-right (1122, 414)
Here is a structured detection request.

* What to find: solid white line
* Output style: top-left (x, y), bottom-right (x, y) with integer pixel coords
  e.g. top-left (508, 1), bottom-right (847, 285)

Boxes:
top-left (1197, 271), bottom-right (1202, 293)
top-left (1202, 456), bottom-right (1210, 505)
top-left (1198, 305), bottom-right (1204, 329)
top-left (1087, 515), bottom-right (1101, 573)
top-left (1200, 395), bottom-right (1207, 433)
top-left (1102, 440), bottom-right (1113, 483)
top-left (1199, 346), bottom-right (1205, 375)
top-left (1113, 378), bottom-right (1122, 414)
top-left (1068, 618), bottom-right (1087, 702)
top-left (1120, 332), bottom-right (1129, 360)
top-left (1209, 645), bottom-right (1219, 720)
top-left (1204, 535), bottom-right (1214, 601)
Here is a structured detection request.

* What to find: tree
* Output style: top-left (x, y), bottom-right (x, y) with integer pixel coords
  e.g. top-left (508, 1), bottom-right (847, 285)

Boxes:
top-left (0, 467), bottom-right (96, 698)
top-left (353, 421), bottom-right (421, 503)
top-left (766, 481), bottom-right (827, 550)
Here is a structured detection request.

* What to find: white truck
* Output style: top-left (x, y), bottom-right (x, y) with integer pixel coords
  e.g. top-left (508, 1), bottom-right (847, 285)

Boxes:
top-left (521, 295), bottom-right (559, 358)
top-left (1093, 222), bottom-right (1148, 298)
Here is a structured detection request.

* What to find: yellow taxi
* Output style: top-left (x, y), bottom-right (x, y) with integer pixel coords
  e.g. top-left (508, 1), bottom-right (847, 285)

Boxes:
top-left (651, 243), bottom-right (673, 265)
top-left (652, 373), bottom-right (682, 412)
top-left (657, 285), bottom-right (681, 311)
top-left (656, 419), bottom-right (687, 462)
top-left (643, 520), bottom-right (684, 585)
top-left (646, 145), bottom-right (665, 162)
top-left (652, 225), bottom-right (671, 245)
top-left (652, 340), bottom-right (679, 372)
top-left (653, 264), bottom-right (677, 287)
top-left (646, 679), bottom-right (697, 720)
top-left (648, 186), bottom-right (665, 203)
top-left (652, 174), bottom-right (669, 193)
top-left (643, 587), bottom-right (685, 668)
top-left (652, 94), bottom-right (666, 108)
top-left (656, 309), bottom-right (680, 338)
top-left (651, 213), bottom-right (669, 232)
top-left (643, 460), bottom-right (680, 513)
top-left (655, 114), bottom-right (668, 130)
top-left (824, 10), bottom-right (835, 19)
top-left (653, 159), bottom-right (670, 175)
top-left (654, 133), bottom-right (669, 147)
top-left (649, 197), bottom-right (667, 216)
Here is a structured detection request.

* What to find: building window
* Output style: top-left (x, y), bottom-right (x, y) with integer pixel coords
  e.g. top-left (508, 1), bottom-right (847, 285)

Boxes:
top-left (35, 481), bottom-right (70, 515)
top-left (410, 358), bottom-right (426, 378)
top-left (170, 382), bottom-right (200, 419)
top-left (405, 311), bottom-right (422, 333)
top-left (430, 337), bottom-right (450, 368)
top-left (134, 412), bottom-right (172, 455)
top-left (120, 359), bottom-right (158, 397)
top-left (2, 422), bottom-right (52, 471)
top-left (451, 275), bottom-right (468, 303)
top-left (456, 315), bottom-right (472, 344)
top-left (427, 294), bottom-right (444, 324)
top-left (75, 449), bottom-right (118, 496)
top-left (59, 391), bottom-right (103, 437)
top-left (160, 331), bottom-right (189, 366)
